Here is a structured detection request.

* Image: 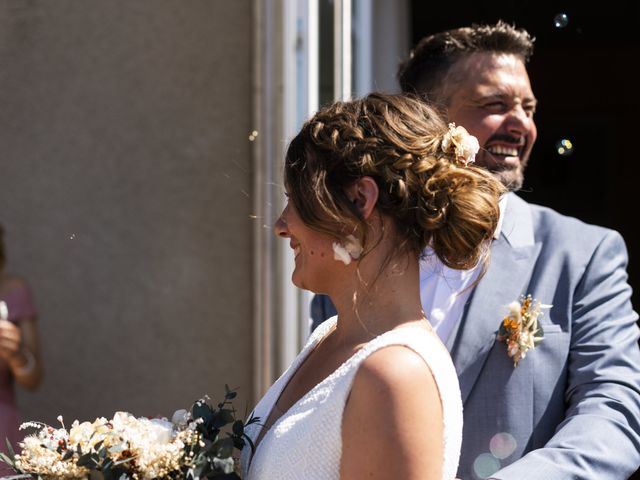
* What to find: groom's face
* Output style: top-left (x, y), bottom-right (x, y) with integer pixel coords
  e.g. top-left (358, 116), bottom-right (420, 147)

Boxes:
top-left (438, 52), bottom-right (538, 191)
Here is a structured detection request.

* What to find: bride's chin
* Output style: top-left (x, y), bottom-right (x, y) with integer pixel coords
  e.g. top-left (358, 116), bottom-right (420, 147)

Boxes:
top-left (291, 273), bottom-right (306, 290)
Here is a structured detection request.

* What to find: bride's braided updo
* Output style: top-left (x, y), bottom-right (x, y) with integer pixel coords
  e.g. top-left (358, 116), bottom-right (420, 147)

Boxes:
top-left (284, 93), bottom-right (504, 270)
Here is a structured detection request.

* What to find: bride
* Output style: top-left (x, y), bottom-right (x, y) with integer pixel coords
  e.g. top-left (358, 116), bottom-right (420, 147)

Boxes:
top-left (241, 93), bottom-right (503, 479)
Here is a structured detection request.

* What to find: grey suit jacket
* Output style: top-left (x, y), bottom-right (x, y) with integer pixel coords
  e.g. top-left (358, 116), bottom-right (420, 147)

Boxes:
top-left (310, 193), bottom-right (640, 479)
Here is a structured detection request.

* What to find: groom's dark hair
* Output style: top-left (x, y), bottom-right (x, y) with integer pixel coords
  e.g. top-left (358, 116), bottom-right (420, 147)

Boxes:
top-left (397, 21), bottom-right (534, 102)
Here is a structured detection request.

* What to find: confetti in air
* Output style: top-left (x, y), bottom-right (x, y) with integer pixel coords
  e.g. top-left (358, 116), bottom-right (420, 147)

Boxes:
top-left (553, 13), bottom-right (568, 28)
top-left (490, 432), bottom-right (517, 459)
top-left (473, 453), bottom-right (501, 479)
top-left (555, 138), bottom-right (573, 156)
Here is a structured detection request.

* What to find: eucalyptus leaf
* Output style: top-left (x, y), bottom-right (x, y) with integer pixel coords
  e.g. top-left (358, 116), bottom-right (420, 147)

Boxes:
top-left (62, 449), bottom-right (75, 461)
top-left (113, 456), bottom-right (135, 467)
top-left (98, 447), bottom-right (108, 459)
top-left (5, 438), bottom-right (15, 461)
top-left (231, 434), bottom-right (245, 451)
top-left (77, 452), bottom-right (97, 467)
top-left (231, 420), bottom-right (244, 436)
top-left (192, 402), bottom-right (214, 429)
top-left (212, 409), bottom-right (234, 429)
top-left (0, 451), bottom-right (15, 468)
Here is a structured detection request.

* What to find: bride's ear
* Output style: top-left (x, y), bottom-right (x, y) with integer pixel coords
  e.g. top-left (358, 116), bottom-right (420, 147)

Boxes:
top-left (345, 176), bottom-right (378, 219)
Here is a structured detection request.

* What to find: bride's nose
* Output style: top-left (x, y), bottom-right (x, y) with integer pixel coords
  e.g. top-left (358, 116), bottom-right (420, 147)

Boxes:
top-left (274, 210), bottom-right (289, 238)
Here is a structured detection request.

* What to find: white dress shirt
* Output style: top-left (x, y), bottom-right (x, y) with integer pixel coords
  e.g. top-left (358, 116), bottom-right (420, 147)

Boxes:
top-left (420, 196), bottom-right (507, 345)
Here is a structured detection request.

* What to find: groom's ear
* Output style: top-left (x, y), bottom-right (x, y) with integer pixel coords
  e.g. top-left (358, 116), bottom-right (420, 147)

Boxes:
top-left (345, 176), bottom-right (378, 219)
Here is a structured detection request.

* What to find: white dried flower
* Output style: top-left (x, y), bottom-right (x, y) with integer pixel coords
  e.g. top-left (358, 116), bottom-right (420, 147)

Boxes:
top-left (507, 301), bottom-right (522, 318)
top-left (332, 234), bottom-right (363, 265)
top-left (333, 242), bottom-right (351, 265)
top-left (171, 409), bottom-right (191, 428)
top-left (344, 234), bottom-right (363, 259)
top-left (441, 123), bottom-right (480, 165)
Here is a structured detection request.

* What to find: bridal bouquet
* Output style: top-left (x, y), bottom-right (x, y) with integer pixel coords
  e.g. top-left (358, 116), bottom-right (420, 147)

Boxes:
top-left (0, 386), bottom-right (259, 480)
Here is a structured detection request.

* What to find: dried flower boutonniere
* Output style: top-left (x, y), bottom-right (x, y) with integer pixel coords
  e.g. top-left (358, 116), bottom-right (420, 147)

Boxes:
top-left (497, 295), bottom-right (551, 367)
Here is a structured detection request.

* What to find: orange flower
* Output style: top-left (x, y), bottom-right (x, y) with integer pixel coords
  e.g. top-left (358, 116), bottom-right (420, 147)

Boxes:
top-left (498, 295), bottom-right (550, 367)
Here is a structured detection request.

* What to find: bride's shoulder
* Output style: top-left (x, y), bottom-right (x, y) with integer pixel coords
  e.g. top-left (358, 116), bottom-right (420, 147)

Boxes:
top-left (340, 345), bottom-right (444, 478)
top-left (346, 326), bottom-right (446, 423)
top-left (353, 345), bottom-right (439, 399)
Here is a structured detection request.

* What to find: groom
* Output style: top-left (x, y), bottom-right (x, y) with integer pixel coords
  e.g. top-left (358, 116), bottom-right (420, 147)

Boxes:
top-left (311, 22), bottom-right (640, 479)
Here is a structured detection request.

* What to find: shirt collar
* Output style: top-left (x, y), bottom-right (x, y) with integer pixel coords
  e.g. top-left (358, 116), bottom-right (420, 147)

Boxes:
top-left (494, 194), bottom-right (508, 240)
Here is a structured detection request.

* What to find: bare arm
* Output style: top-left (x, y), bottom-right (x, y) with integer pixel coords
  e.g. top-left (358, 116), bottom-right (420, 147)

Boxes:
top-left (12, 316), bottom-right (43, 390)
top-left (340, 345), bottom-right (443, 480)
top-left (0, 278), bottom-right (44, 390)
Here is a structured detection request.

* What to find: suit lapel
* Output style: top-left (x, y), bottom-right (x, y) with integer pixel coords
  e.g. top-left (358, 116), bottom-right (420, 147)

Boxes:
top-left (450, 194), bottom-right (542, 403)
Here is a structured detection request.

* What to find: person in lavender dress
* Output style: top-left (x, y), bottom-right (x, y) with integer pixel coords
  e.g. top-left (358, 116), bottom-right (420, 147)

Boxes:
top-left (0, 223), bottom-right (43, 466)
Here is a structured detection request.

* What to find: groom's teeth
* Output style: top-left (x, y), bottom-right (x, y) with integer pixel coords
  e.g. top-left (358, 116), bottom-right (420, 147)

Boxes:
top-left (293, 246), bottom-right (301, 257)
top-left (488, 145), bottom-right (519, 156)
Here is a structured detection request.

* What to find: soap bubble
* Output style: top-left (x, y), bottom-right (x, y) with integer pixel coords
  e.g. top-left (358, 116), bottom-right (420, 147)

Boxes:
top-left (554, 13), bottom-right (569, 28)
top-left (555, 138), bottom-right (574, 156)
top-left (490, 432), bottom-right (517, 459)
top-left (473, 453), bottom-right (501, 479)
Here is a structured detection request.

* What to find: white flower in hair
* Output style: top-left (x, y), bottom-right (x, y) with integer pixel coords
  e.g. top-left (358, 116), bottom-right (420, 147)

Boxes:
top-left (441, 123), bottom-right (480, 165)
top-left (333, 234), bottom-right (363, 265)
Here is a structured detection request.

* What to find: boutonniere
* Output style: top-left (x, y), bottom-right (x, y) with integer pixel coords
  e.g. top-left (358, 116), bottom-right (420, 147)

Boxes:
top-left (497, 295), bottom-right (551, 367)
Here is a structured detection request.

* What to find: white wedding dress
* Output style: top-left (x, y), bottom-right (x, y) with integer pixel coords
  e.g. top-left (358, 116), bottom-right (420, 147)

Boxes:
top-left (240, 316), bottom-right (463, 480)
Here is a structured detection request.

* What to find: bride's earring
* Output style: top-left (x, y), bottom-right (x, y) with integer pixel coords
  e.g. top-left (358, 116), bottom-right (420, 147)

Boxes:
top-left (332, 235), bottom-right (363, 265)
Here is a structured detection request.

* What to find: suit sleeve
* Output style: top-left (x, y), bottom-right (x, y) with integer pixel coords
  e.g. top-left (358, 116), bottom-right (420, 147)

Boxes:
top-left (310, 294), bottom-right (337, 333)
top-left (493, 230), bottom-right (640, 479)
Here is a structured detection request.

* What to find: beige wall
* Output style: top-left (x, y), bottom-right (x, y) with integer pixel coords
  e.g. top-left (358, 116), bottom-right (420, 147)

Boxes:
top-left (0, 1), bottom-right (255, 424)
top-left (371, 0), bottom-right (409, 94)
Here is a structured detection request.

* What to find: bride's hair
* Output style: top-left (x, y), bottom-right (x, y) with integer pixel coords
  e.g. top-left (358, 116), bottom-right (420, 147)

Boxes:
top-left (284, 92), bottom-right (504, 270)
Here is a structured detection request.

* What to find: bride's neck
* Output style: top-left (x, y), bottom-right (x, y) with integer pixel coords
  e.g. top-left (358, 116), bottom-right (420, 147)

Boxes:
top-left (329, 253), bottom-right (425, 341)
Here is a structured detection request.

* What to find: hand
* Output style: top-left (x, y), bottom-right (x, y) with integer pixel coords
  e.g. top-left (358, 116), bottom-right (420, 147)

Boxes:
top-left (0, 319), bottom-right (22, 362)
